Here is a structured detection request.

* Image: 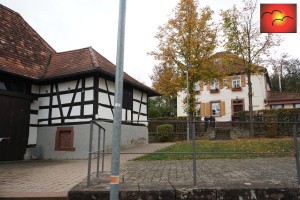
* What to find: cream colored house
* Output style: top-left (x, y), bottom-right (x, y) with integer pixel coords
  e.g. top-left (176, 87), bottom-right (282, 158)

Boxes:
top-left (177, 52), bottom-right (300, 121)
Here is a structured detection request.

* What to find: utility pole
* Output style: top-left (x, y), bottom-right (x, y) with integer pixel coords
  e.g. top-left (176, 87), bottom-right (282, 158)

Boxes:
top-left (110, 0), bottom-right (127, 199)
top-left (186, 63), bottom-right (191, 142)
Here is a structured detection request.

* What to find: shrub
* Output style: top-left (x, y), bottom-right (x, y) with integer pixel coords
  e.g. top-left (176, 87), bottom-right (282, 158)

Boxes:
top-left (237, 108), bottom-right (300, 137)
top-left (157, 124), bottom-right (174, 142)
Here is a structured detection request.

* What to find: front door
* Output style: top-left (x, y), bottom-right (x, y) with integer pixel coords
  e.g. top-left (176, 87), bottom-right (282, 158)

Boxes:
top-left (232, 99), bottom-right (244, 118)
top-left (0, 94), bottom-right (31, 161)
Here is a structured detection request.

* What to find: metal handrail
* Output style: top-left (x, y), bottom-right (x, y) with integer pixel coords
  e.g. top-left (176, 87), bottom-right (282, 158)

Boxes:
top-left (87, 120), bottom-right (106, 187)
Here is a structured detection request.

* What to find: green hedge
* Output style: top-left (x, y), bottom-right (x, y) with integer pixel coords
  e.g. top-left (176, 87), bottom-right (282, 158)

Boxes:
top-left (149, 116), bottom-right (202, 121)
top-left (148, 116), bottom-right (202, 133)
top-left (237, 108), bottom-right (300, 137)
top-left (157, 124), bottom-right (174, 142)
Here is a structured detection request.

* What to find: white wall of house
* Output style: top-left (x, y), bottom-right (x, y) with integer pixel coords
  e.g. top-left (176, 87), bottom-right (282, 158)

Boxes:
top-left (28, 76), bottom-right (150, 159)
top-left (177, 74), bottom-right (269, 121)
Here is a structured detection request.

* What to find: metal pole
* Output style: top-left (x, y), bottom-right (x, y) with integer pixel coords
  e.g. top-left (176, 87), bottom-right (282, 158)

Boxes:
top-left (292, 123), bottom-right (300, 185)
top-left (102, 130), bottom-right (105, 173)
top-left (96, 128), bottom-right (101, 178)
top-left (87, 122), bottom-right (94, 187)
top-left (110, 0), bottom-right (127, 199)
top-left (192, 120), bottom-right (197, 186)
top-left (186, 64), bottom-right (190, 142)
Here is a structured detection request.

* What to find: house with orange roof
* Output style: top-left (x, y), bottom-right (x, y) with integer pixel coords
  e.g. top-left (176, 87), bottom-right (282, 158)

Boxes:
top-left (177, 52), bottom-right (300, 121)
top-left (0, 4), bottom-right (159, 161)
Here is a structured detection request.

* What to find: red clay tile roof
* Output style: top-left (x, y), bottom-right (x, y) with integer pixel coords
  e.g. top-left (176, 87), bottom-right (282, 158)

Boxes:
top-left (210, 51), bottom-right (266, 75)
top-left (0, 4), bottom-right (159, 96)
top-left (266, 91), bottom-right (300, 105)
top-left (44, 47), bottom-right (159, 96)
top-left (0, 4), bottom-right (55, 79)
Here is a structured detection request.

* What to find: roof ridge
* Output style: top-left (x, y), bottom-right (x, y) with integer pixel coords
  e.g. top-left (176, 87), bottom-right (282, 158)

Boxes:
top-left (88, 47), bottom-right (100, 68)
top-left (56, 47), bottom-right (90, 54)
top-left (1, 4), bottom-right (56, 54)
top-left (0, 4), bottom-right (21, 17)
top-left (41, 52), bottom-right (53, 78)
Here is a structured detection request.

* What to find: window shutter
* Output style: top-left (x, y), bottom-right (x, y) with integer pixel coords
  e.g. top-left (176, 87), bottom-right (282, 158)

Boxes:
top-left (200, 81), bottom-right (204, 91)
top-left (227, 77), bottom-right (232, 89)
top-left (200, 103), bottom-right (205, 116)
top-left (205, 103), bottom-right (211, 116)
top-left (221, 101), bottom-right (226, 116)
top-left (220, 80), bottom-right (224, 89)
top-left (241, 75), bottom-right (246, 87)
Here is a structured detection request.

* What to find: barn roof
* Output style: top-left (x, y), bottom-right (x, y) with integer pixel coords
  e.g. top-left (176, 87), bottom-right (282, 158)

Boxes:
top-left (0, 4), bottom-right (159, 96)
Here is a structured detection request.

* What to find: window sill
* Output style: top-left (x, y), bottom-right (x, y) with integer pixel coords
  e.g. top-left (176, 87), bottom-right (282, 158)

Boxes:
top-left (55, 147), bottom-right (76, 151)
top-left (210, 89), bottom-right (220, 93)
top-left (232, 87), bottom-right (242, 91)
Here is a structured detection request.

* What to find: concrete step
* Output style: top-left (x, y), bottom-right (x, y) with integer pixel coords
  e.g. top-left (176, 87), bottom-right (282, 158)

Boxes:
top-left (215, 129), bottom-right (231, 140)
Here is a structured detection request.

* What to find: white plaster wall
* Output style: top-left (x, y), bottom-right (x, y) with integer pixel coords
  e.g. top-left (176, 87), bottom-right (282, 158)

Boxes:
top-left (99, 78), bottom-right (106, 90)
top-left (127, 110), bottom-right (132, 120)
top-left (38, 109), bottom-right (48, 120)
top-left (28, 127), bottom-right (37, 145)
top-left (30, 100), bottom-right (39, 111)
top-left (65, 118), bottom-right (92, 123)
top-left (177, 91), bottom-right (186, 117)
top-left (122, 109), bottom-right (126, 120)
top-left (97, 107), bottom-right (113, 119)
top-left (85, 77), bottom-right (93, 88)
top-left (40, 85), bottom-right (50, 94)
top-left (39, 97), bottom-right (50, 107)
top-left (58, 80), bottom-right (79, 91)
top-left (106, 80), bottom-right (115, 93)
top-left (99, 78), bottom-right (115, 93)
top-left (141, 104), bottom-right (147, 114)
top-left (84, 104), bottom-right (93, 115)
top-left (99, 92), bottom-right (110, 105)
top-left (285, 104), bottom-right (294, 109)
top-left (133, 101), bottom-right (140, 112)
top-left (84, 89), bottom-right (94, 101)
top-left (30, 114), bottom-right (38, 125)
top-left (133, 89), bottom-right (142, 100)
top-left (37, 122), bottom-right (148, 159)
top-left (51, 108), bottom-right (60, 118)
top-left (142, 93), bottom-right (148, 103)
top-left (31, 85), bottom-right (39, 94)
top-left (71, 106), bottom-right (81, 116)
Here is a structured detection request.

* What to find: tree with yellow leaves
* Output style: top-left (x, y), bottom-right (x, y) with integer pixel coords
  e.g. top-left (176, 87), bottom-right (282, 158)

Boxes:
top-left (150, 0), bottom-right (219, 119)
top-left (221, 0), bottom-right (281, 137)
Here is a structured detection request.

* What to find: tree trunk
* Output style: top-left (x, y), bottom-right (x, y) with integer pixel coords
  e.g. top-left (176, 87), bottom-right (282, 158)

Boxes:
top-left (247, 72), bottom-right (254, 137)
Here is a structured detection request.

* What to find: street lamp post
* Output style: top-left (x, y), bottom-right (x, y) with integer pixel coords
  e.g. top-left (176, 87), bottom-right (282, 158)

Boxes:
top-left (186, 63), bottom-right (191, 142)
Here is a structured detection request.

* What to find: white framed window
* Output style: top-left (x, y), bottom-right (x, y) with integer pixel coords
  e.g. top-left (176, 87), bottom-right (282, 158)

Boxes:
top-left (232, 76), bottom-right (241, 88)
top-left (211, 102), bottom-right (220, 116)
top-left (210, 81), bottom-right (219, 90)
top-left (195, 103), bottom-right (201, 116)
top-left (295, 104), bottom-right (300, 108)
top-left (272, 105), bottom-right (283, 109)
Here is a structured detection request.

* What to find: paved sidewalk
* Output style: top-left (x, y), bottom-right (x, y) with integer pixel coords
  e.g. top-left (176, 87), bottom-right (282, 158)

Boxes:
top-left (122, 158), bottom-right (300, 187)
top-left (69, 157), bottom-right (300, 199)
top-left (0, 143), bottom-right (173, 197)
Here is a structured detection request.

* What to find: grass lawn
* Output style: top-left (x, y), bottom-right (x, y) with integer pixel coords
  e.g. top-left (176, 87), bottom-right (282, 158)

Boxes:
top-left (135, 138), bottom-right (298, 160)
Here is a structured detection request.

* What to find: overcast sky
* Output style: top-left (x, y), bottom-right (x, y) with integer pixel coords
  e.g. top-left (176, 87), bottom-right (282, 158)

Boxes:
top-left (0, 0), bottom-right (299, 86)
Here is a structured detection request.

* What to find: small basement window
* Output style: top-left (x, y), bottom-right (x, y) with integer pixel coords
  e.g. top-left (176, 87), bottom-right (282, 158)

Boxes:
top-left (55, 127), bottom-right (75, 151)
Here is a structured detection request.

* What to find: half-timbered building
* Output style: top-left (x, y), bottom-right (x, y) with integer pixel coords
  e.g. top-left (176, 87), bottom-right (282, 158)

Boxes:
top-left (0, 4), bottom-right (159, 160)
